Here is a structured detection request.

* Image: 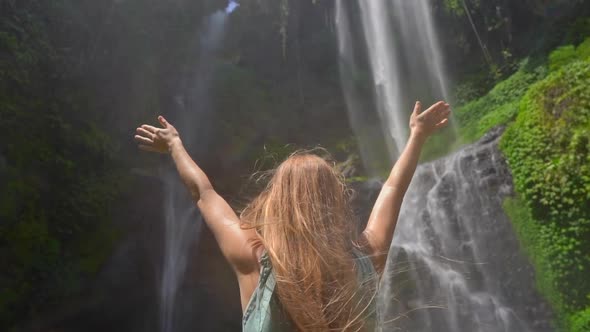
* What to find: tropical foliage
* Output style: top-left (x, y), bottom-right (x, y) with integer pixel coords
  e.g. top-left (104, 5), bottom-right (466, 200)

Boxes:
top-left (457, 36), bottom-right (590, 331)
top-left (501, 45), bottom-right (590, 330)
top-left (1, 0), bottom-right (590, 330)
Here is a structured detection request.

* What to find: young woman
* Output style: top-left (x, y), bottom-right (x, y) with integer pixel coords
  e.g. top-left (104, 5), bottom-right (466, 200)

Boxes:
top-left (134, 101), bottom-right (451, 331)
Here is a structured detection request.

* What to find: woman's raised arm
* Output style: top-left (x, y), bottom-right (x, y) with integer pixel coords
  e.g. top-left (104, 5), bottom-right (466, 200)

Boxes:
top-left (361, 101), bottom-right (451, 275)
top-left (135, 116), bottom-right (259, 275)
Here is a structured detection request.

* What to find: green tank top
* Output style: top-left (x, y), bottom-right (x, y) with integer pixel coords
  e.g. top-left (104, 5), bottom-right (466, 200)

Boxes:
top-left (242, 248), bottom-right (379, 331)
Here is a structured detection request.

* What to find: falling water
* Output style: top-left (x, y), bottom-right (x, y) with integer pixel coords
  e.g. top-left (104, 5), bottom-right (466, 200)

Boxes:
top-left (336, 0), bottom-right (391, 175)
top-left (378, 128), bottom-right (554, 331)
top-left (337, 0), bottom-right (450, 164)
top-left (159, 9), bottom-right (229, 332)
top-left (357, 0), bottom-right (407, 158)
top-left (336, 1), bottom-right (554, 331)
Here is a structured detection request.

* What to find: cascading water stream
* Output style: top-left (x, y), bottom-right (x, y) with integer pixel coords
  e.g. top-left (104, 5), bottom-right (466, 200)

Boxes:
top-left (377, 128), bottom-right (553, 331)
top-left (357, 0), bottom-right (407, 158)
top-left (337, 1), bottom-right (554, 331)
top-left (392, 0), bottom-right (450, 101)
top-left (351, 130), bottom-right (554, 332)
top-left (337, 0), bottom-right (450, 165)
top-left (336, 0), bottom-right (390, 175)
top-left (159, 6), bottom-right (232, 332)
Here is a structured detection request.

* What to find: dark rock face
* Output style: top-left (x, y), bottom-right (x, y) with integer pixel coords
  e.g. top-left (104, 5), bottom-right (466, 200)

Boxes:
top-left (354, 126), bottom-right (555, 332)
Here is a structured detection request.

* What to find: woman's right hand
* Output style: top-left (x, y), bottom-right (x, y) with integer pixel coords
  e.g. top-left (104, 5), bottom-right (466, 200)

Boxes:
top-left (134, 115), bottom-right (180, 153)
top-left (409, 101), bottom-right (451, 140)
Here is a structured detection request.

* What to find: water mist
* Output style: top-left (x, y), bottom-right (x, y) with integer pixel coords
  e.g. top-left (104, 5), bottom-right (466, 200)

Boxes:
top-left (336, 1), bottom-right (554, 331)
top-left (159, 10), bottom-right (228, 332)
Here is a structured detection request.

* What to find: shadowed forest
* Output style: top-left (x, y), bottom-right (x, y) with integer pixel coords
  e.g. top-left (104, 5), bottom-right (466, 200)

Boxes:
top-left (1, 0), bottom-right (590, 331)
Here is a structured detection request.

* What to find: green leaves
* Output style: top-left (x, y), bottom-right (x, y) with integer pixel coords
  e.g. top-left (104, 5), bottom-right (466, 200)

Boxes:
top-left (549, 38), bottom-right (590, 71)
top-left (0, 2), bottom-right (125, 328)
top-left (549, 45), bottom-right (577, 71)
top-left (455, 58), bottom-right (547, 144)
top-left (569, 306), bottom-right (590, 332)
top-left (500, 49), bottom-right (590, 330)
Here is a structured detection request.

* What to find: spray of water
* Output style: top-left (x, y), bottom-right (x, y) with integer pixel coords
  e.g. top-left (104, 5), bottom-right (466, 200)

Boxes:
top-left (379, 130), bottom-right (553, 331)
top-left (226, 1), bottom-right (239, 14)
top-left (336, 0), bottom-right (451, 174)
top-left (159, 10), bottom-right (228, 332)
top-left (357, 0), bottom-right (407, 158)
top-left (336, 1), bottom-right (553, 331)
top-left (335, 0), bottom-right (392, 175)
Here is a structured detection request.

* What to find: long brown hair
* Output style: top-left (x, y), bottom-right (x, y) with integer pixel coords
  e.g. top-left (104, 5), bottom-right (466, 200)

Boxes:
top-left (241, 151), bottom-right (375, 331)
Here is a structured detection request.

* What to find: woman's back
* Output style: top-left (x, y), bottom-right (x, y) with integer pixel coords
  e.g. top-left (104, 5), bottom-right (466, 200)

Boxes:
top-left (243, 247), bottom-right (378, 332)
top-left (240, 154), bottom-right (377, 331)
top-left (133, 101), bottom-right (449, 331)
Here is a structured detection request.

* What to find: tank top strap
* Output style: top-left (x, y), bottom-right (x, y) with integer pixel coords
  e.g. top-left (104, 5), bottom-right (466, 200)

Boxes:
top-left (352, 247), bottom-right (378, 282)
top-left (244, 249), bottom-right (378, 331)
top-left (257, 252), bottom-right (276, 327)
top-left (243, 250), bottom-right (283, 331)
top-left (242, 251), bottom-right (294, 332)
top-left (351, 246), bottom-right (379, 331)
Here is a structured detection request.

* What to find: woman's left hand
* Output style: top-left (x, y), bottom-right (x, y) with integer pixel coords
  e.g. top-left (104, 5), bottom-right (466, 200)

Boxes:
top-left (134, 115), bottom-right (180, 154)
top-left (409, 101), bottom-right (451, 140)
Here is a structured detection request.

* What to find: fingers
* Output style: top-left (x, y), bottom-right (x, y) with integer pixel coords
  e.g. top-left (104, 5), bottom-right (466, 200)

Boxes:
top-left (158, 115), bottom-right (168, 128)
top-left (432, 101), bottom-right (449, 113)
top-left (413, 101), bottom-right (422, 115)
top-left (425, 101), bottom-right (446, 113)
top-left (430, 100), bottom-right (445, 111)
top-left (423, 101), bottom-right (450, 119)
top-left (439, 106), bottom-right (451, 119)
top-left (134, 134), bottom-right (153, 145)
top-left (435, 118), bottom-right (449, 129)
top-left (141, 124), bottom-right (159, 133)
top-left (136, 127), bottom-right (154, 139)
top-left (434, 108), bottom-right (451, 127)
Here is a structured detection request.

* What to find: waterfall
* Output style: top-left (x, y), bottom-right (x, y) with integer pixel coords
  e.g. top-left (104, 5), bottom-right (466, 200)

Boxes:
top-left (159, 10), bottom-right (228, 332)
top-left (351, 130), bottom-right (554, 331)
top-left (357, 0), bottom-right (407, 158)
top-left (336, 0), bottom-right (391, 175)
top-left (337, 0), bottom-right (450, 165)
top-left (337, 1), bottom-right (554, 331)
top-left (378, 128), bottom-right (554, 331)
